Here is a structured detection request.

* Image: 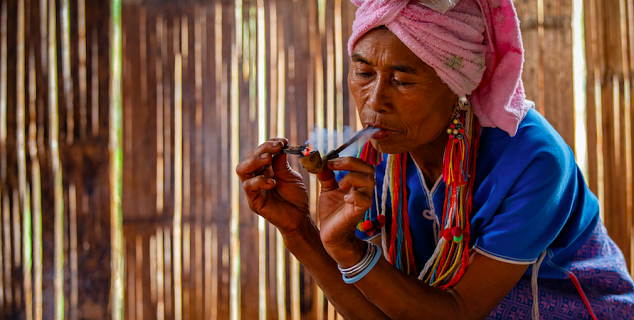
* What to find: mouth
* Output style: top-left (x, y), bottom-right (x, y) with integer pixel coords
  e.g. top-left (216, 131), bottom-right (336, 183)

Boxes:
top-left (365, 123), bottom-right (395, 140)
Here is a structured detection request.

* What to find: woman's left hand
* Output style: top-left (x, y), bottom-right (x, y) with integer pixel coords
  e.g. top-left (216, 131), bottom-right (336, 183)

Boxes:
top-left (317, 157), bottom-right (377, 267)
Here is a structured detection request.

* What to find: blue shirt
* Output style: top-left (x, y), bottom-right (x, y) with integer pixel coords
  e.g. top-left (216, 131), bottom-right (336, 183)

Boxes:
top-left (349, 109), bottom-right (599, 279)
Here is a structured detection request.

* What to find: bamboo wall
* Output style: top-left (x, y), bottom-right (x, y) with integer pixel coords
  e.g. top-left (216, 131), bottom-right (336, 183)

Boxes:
top-left (0, 0), bottom-right (113, 319)
top-left (0, 0), bottom-right (633, 320)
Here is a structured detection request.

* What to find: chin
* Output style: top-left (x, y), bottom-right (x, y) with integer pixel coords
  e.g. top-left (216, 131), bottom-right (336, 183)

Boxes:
top-left (371, 139), bottom-right (409, 155)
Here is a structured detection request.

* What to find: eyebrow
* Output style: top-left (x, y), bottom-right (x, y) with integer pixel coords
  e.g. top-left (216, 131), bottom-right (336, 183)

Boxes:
top-left (351, 53), bottom-right (418, 75)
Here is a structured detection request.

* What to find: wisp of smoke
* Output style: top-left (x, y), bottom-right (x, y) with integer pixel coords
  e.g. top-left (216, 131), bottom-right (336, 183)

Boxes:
top-left (306, 125), bottom-right (380, 158)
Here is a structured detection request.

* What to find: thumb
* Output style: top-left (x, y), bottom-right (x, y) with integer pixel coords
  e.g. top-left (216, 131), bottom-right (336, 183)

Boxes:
top-left (271, 153), bottom-right (296, 179)
top-left (317, 168), bottom-right (338, 192)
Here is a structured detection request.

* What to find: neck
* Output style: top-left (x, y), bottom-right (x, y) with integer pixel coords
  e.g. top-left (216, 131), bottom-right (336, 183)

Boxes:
top-left (409, 132), bottom-right (448, 185)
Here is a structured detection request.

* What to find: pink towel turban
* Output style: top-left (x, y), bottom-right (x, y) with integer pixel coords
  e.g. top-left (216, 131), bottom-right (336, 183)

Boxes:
top-left (348, 0), bottom-right (531, 137)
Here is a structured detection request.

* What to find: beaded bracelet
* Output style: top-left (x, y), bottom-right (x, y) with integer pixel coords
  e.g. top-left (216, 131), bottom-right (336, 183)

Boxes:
top-left (340, 243), bottom-right (382, 284)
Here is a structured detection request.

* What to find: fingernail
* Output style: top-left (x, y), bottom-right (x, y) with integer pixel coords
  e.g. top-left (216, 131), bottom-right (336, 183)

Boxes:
top-left (267, 179), bottom-right (275, 185)
top-left (329, 160), bottom-right (341, 168)
top-left (260, 154), bottom-right (268, 159)
top-left (273, 141), bottom-right (283, 147)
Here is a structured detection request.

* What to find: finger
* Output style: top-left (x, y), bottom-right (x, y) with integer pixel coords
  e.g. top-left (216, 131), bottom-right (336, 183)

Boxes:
top-left (343, 189), bottom-right (373, 209)
top-left (338, 171), bottom-right (376, 194)
top-left (317, 168), bottom-right (339, 192)
top-left (339, 189), bottom-right (373, 231)
top-left (236, 153), bottom-right (273, 182)
top-left (237, 140), bottom-right (287, 182)
top-left (242, 176), bottom-right (276, 212)
top-left (327, 157), bottom-right (375, 175)
top-left (270, 152), bottom-right (294, 180)
top-left (247, 138), bottom-right (288, 158)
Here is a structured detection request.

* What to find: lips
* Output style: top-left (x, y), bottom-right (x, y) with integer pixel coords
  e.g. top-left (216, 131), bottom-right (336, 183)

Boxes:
top-left (365, 123), bottom-right (395, 140)
top-left (372, 129), bottom-right (391, 140)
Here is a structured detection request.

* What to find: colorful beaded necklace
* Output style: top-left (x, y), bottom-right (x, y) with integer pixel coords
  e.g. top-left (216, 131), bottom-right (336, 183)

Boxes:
top-left (357, 100), bottom-right (480, 289)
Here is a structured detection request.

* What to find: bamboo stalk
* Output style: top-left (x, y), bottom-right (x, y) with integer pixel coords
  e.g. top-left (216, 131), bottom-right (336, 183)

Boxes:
top-left (78, 0), bottom-right (87, 139)
top-left (183, 224), bottom-right (191, 320)
top-left (156, 229), bottom-right (164, 320)
top-left (207, 225), bottom-right (218, 320)
top-left (256, 1), bottom-right (268, 319)
top-left (150, 234), bottom-right (157, 304)
top-left (195, 225), bottom-right (203, 319)
top-left (214, 3), bottom-right (225, 204)
top-left (156, 14), bottom-right (165, 215)
top-left (291, 257), bottom-right (300, 320)
top-left (28, 49), bottom-right (43, 320)
top-left (270, 0), bottom-right (278, 138)
top-left (193, 9), bottom-right (204, 319)
top-left (248, 6), bottom-right (256, 122)
top-left (174, 53), bottom-right (183, 320)
top-left (328, 301), bottom-right (335, 320)
top-left (327, 7), bottom-right (335, 151)
top-left (247, 7), bottom-right (255, 121)
top-left (275, 4), bottom-right (287, 320)
top-left (39, 0), bottom-right (47, 107)
top-left (0, 192), bottom-right (3, 313)
top-left (316, 0), bottom-right (325, 154)
top-left (61, 0), bottom-right (74, 143)
top-left (128, 241), bottom-right (136, 320)
top-left (109, 0), bottom-right (125, 318)
top-left (536, 0), bottom-right (545, 114)
top-left (308, 1), bottom-right (324, 318)
top-left (2, 190), bottom-right (13, 312)
top-left (164, 228), bottom-right (172, 316)
top-left (335, 0), bottom-right (344, 147)
top-left (620, 0), bottom-right (634, 275)
top-left (140, 8), bottom-right (147, 135)
top-left (2, 192), bottom-right (11, 309)
top-left (69, 184), bottom-right (78, 320)
top-left (23, 185), bottom-right (33, 320)
top-left (181, 16), bottom-right (191, 229)
top-left (627, 0), bottom-right (634, 275)
top-left (231, 0), bottom-right (243, 318)
top-left (181, 17), bottom-right (188, 65)
top-left (16, 0), bottom-right (32, 316)
top-left (277, 8), bottom-right (285, 140)
top-left (48, 0), bottom-right (65, 317)
top-left (135, 235), bottom-right (143, 320)
top-left (617, 0), bottom-right (633, 271)
top-left (12, 190), bottom-right (22, 306)
top-left (0, 0), bottom-right (6, 184)
top-left (162, 17), bottom-right (171, 209)
top-left (91, 31), bottom-right (99, 137)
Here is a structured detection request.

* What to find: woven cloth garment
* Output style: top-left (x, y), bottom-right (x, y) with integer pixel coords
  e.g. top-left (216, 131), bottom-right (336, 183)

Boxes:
top-left (488, 222), bottom-right (634, 319)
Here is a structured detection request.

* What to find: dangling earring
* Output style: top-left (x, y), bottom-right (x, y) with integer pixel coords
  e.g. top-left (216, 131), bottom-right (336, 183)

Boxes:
top-left (446, 97), bottom-right (468, 144)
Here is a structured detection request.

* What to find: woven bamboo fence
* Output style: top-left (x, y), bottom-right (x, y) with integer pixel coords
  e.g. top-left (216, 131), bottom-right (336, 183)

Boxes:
top-left (0, 0), bottom-right (632, 319)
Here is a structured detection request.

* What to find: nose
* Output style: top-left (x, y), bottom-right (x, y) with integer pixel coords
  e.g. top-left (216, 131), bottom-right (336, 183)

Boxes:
top-left (366, 75), bottom-right (392, 113)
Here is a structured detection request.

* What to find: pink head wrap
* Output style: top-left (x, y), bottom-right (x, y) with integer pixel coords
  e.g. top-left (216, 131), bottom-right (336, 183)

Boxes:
top-left (348, 0), bottom-right (531, 137)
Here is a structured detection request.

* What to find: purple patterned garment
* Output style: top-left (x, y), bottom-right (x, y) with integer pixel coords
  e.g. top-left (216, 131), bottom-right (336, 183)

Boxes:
top-left (488, 222), bottom-right (634, 319)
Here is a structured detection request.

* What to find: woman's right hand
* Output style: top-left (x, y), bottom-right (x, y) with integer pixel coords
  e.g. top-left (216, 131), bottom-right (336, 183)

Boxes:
top-left (236, 138), bottom-right (310, 236)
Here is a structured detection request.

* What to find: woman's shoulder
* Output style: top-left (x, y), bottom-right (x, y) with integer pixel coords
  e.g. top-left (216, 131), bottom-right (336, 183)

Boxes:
top-left (478, 108), bottom-right (574, 173)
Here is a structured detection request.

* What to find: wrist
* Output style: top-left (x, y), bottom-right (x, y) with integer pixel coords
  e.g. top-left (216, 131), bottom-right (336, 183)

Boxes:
top-left (281, 215), bottom-right (320, 255)
top-left (324, 236), bottom-right (368, 268)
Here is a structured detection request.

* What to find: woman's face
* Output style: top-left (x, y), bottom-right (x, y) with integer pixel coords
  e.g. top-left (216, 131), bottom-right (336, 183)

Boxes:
top-left (349, 27), bottom-right (456, 155)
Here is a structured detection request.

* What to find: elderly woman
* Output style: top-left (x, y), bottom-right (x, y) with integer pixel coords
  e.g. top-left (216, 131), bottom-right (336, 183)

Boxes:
top-left (236, 0), bottom-right (634, 319)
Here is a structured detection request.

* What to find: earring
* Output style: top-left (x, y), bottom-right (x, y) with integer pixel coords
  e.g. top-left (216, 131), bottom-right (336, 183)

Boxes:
top-left (446, 97), bottom-right (467, 143)
top-left (458, 96), bottom-right (469, 110)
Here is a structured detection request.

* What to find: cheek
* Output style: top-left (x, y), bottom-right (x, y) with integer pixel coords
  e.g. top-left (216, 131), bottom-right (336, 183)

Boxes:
top-left (399, 96), bottom-right (449, 137)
